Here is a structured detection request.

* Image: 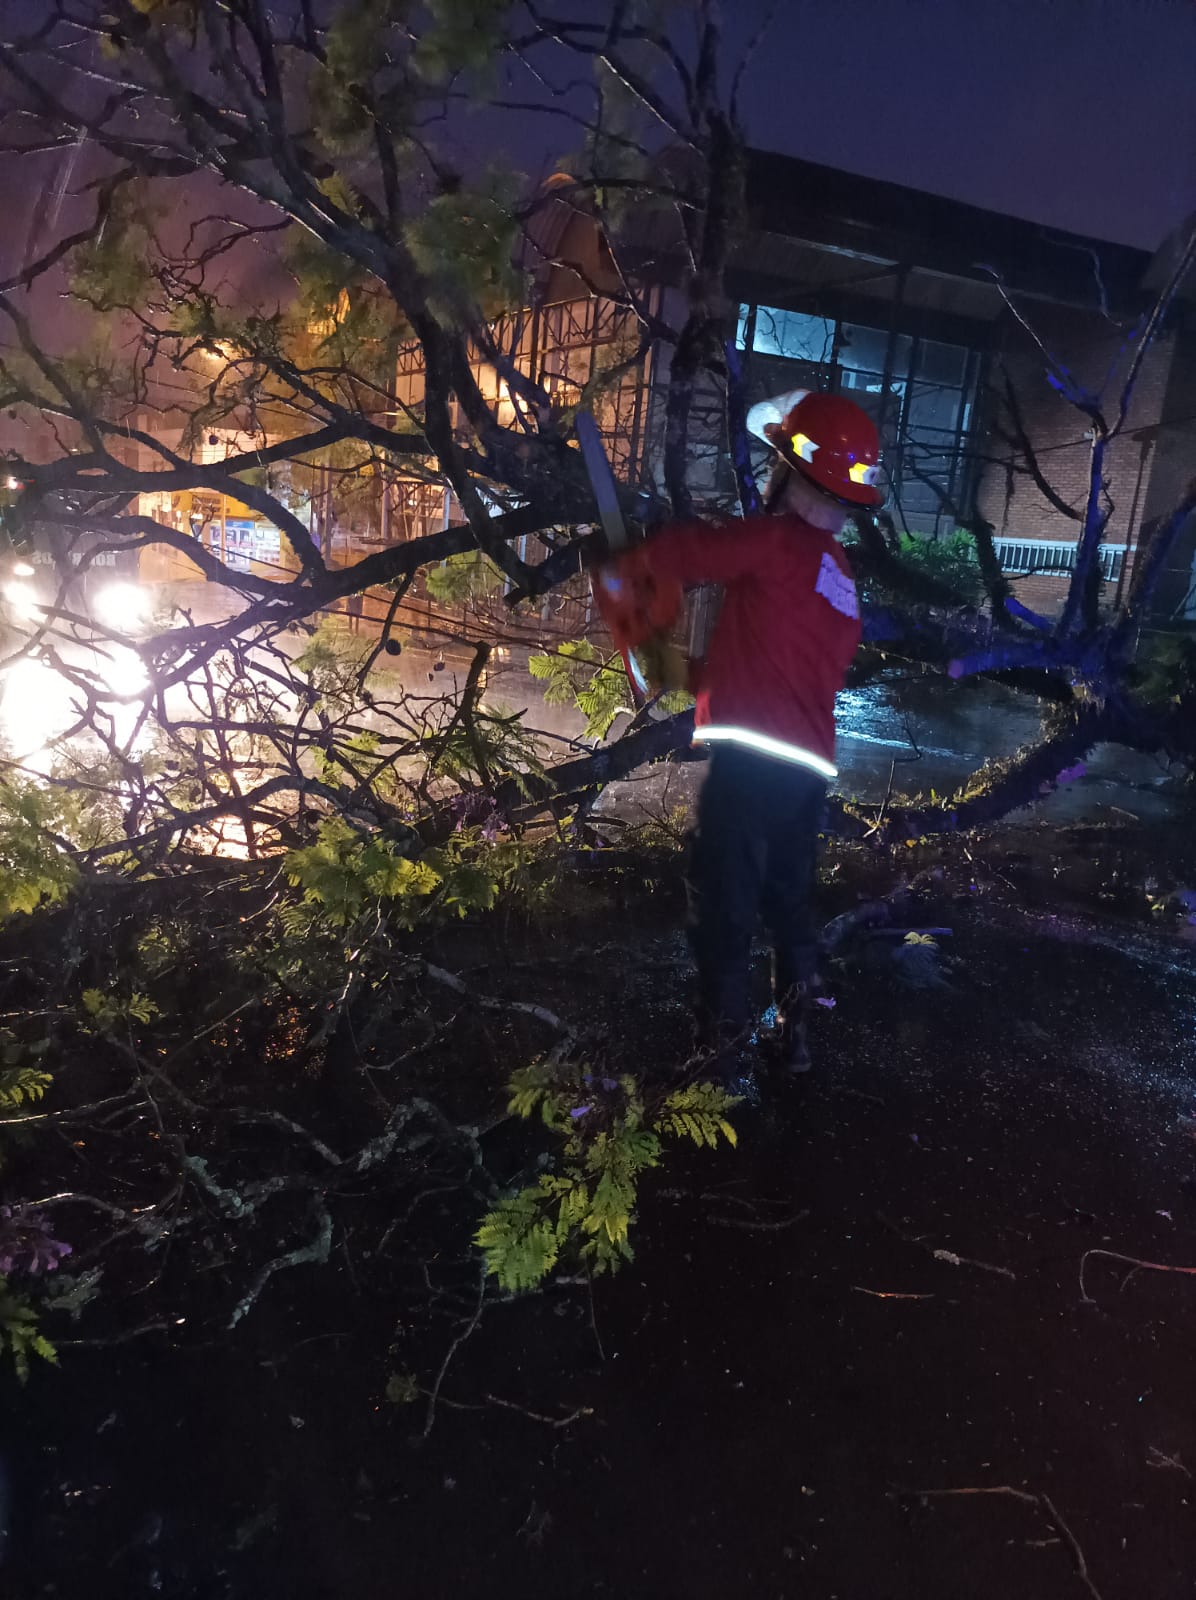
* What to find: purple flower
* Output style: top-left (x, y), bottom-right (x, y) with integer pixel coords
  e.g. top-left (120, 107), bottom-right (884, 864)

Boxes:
top-left (449, 792), bottom-right (503, 839)
top-left (0, 1206), bottom-right (72, 1276)
top-left (599, 1078), bottom-right (619, 1092)
top-left (569, 1105), bottom-right (593, 1120)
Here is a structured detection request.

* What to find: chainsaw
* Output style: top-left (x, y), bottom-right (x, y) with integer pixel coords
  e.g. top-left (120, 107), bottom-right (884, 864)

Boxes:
top-left (574, 410), bottom-right (687, 706)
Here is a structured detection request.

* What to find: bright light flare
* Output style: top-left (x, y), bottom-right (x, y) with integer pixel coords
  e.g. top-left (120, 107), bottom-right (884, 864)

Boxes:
top-left (94, 581), bottom-right (150, 633)
top-left (0, 656), bottom-right (77, 767)
top-left (96, 645), bottom-right (149, 698)
top-left (0, 643), bottom-right (151, 774)
top-left (3, 581), bottom-right (44, 622)
top-left (11, 561), bottom-right (34, 578)
top-left (195, 815), bottom-right (253, 861)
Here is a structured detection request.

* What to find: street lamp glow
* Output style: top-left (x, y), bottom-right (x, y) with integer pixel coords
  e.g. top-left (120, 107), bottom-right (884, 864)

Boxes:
top-left (0, 656), bottom-right (75, 768)
top-left (98, 645), bottom-right (149, 697)
top-left (3, 580), bottom-right (43, 621)
top-left (94, 581), bottom-right (150, 632)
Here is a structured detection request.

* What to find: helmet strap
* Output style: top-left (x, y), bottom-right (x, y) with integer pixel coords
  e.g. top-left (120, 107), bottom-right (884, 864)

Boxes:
top-left (771, 459), bottom-right (851, 533)
top-left (762, 455), bottom-right (792, 514)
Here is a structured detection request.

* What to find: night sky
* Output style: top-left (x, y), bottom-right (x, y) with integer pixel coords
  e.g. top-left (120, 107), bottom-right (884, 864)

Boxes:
top-left (723, 0), bottom-right (1196, 249)
top-left (487, 0), bottom-right (1196, 252)
top-left (1, 0), bottom-right (1192, 255)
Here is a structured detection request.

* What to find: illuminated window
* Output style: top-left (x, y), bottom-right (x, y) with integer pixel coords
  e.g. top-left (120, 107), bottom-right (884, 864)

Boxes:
top-left (737, 305), bottom-right (834, 364)
top-left (309, 287), bottom-right (351, 339)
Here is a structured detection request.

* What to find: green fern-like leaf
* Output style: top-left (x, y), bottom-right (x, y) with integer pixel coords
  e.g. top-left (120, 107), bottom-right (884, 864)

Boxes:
top-left (0, 1064), bottom-right (52, 1110)
top-left (79, 987), bottom-right (159, 1034)
top-left (583, 1165), bottom-right (636, 1249)
top-left (0, 778), bottom-right (81, 918)
top-left (505, 1058), bottom-right (581, 1127)
top-left (655, 1083), bottom-right (740, 1149)
top-left (126, 992), bottom-right (160, 1025)
top-left (0, 1276), bottom-right (57, 1383)
top-left (437, 860), bottom-right (499, 918)
top-left (286, 818), bottom-right (442, 927)
top-left (423, 549), bottom-right (504, 605)
top-left (480, 1065), bottom-right (740, 1294)
top-left (474, 1187), bottom-right (561, 1292)
top-left (527, 640), bottom-right (631, 739)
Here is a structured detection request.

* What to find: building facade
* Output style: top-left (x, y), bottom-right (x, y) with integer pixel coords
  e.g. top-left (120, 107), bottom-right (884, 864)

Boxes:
top-left (440, 149), bottom-right (1196, 632)
top-left (716, 151), bottom-right (1196, 623)
top-left (126, 150), bottom-right (1196, 641)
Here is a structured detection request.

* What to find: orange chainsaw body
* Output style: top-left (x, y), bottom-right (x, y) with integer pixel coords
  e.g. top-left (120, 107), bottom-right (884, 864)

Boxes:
top-left (594, 549), bottom-right (687, 696)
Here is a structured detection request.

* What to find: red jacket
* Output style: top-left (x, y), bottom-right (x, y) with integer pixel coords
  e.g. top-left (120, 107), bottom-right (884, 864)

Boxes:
top-left (642, 511), bottom-right (861, 777)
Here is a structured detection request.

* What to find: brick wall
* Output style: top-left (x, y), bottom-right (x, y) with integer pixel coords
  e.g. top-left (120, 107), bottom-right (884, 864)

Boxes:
top-left (976, 302), bottom-right (1175, 545)
top-left (1132, 328), bottom-right (1196, 623)
top-left (1004, 571), bottom-right (1070, 618)
top-left (974, 302), bottom-right (1183, 616)
top-left (1139, 329), bottom-right (1196, 522)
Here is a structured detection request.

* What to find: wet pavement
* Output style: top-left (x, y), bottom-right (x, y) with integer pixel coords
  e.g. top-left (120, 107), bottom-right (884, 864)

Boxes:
top-left (10, 837), bottom-right (1196, 1599)
top-left (65, 580), bottom-right (1178, 832)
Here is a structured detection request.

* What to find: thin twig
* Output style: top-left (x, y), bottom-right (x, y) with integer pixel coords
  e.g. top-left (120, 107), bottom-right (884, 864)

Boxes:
top-left (905, 1484), bottom-right (1039, 1504)
top-left (57, 1319), bottom-right (175, 1349)
top-left (0, 1090), bottom-right (139, 1126)
top-left (1079, 1247), bottom-right (1196, 1306)
top-left (26, 1190), bottom-right (170, 1240)
top-left (226, 1195), bottom-right (333, 1329)
top-left (831, 1086), bottom-right (886, 1107)
top-left (159, 997), bottom-right (260, 1070)
top-left (423, 1265), bottom-right (486, 1440)
top-left (852, 1287), bottom-right (935, 1300)
top-left (1038, 1494), bottom-right (1104, 1600)
top-left (482, 1393), bottom-right (593, 1428)
top-left (227, 1108), bottom-right (343, 1167)
top-left (932, 1247), bottom-right (1016, 1281)
top-left (586, 1272), bottom-right (606, 1363)
top-left (1146, 1446), bottom-right (1191, 1477)
top-left (421, 961), bottom-right (569, 1032)
top-left (708, 1208), bottom-right (810, 1233)
top-left (898, 1485), bottom-right (1103, 1600)
top-left (878, 1213), bottom-right (1017, 1280)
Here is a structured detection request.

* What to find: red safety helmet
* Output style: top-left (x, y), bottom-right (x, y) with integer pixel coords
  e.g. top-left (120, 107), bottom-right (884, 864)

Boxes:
top-left (761, 391), bottom-right (884, 509)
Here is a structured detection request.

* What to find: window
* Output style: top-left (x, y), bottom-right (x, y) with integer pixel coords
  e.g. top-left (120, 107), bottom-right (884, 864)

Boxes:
top-left (737, 305), bottom-right (835, 365)
top-left (837, 324), bottom-right (891, 378)
top-left (899, 343), bottom-right (978, 533)
top-left (838, 328), bottom-right (912, 429)
top-left (737, 303), bottom-right (979, 536)
top-left (918, 339), bottom-right (968, 387)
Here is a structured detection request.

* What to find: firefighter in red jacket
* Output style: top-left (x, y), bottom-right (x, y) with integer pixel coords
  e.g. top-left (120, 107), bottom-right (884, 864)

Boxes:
top-left (603, 389), bottom-right (880, 1077)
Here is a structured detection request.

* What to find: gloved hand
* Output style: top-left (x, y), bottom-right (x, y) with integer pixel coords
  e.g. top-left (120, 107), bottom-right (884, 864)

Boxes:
top-left (594, 548), bottom-right (687, 694)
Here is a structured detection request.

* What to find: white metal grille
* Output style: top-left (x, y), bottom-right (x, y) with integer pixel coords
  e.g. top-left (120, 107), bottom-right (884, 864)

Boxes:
top-left (993, 537), bottom-right (1130, 584)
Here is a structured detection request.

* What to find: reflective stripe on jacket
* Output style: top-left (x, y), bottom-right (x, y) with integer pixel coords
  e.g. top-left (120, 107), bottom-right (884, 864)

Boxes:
top-left (641, 511), bottom-right (861, 776)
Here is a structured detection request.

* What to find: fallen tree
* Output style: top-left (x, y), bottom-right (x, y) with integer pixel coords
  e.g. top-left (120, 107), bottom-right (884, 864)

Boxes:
top-left (0, 0), bottom-right (1190, 864)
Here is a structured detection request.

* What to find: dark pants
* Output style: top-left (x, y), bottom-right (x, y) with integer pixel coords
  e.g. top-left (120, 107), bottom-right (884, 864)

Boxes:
top-left (686, 746), bottom-right (826, 1037)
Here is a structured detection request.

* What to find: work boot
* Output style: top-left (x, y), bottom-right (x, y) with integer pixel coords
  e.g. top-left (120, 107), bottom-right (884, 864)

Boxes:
top-left (777, 1008), bottom-right (812, 1075)
top-left (773, 984), bottom-right (813, 1076)
top-left (691, 1020), bottom-right (763, 1106)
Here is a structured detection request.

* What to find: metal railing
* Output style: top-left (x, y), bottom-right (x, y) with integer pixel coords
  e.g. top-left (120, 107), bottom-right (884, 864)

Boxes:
top-left (992, 536), bottom-right (1131, 584)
